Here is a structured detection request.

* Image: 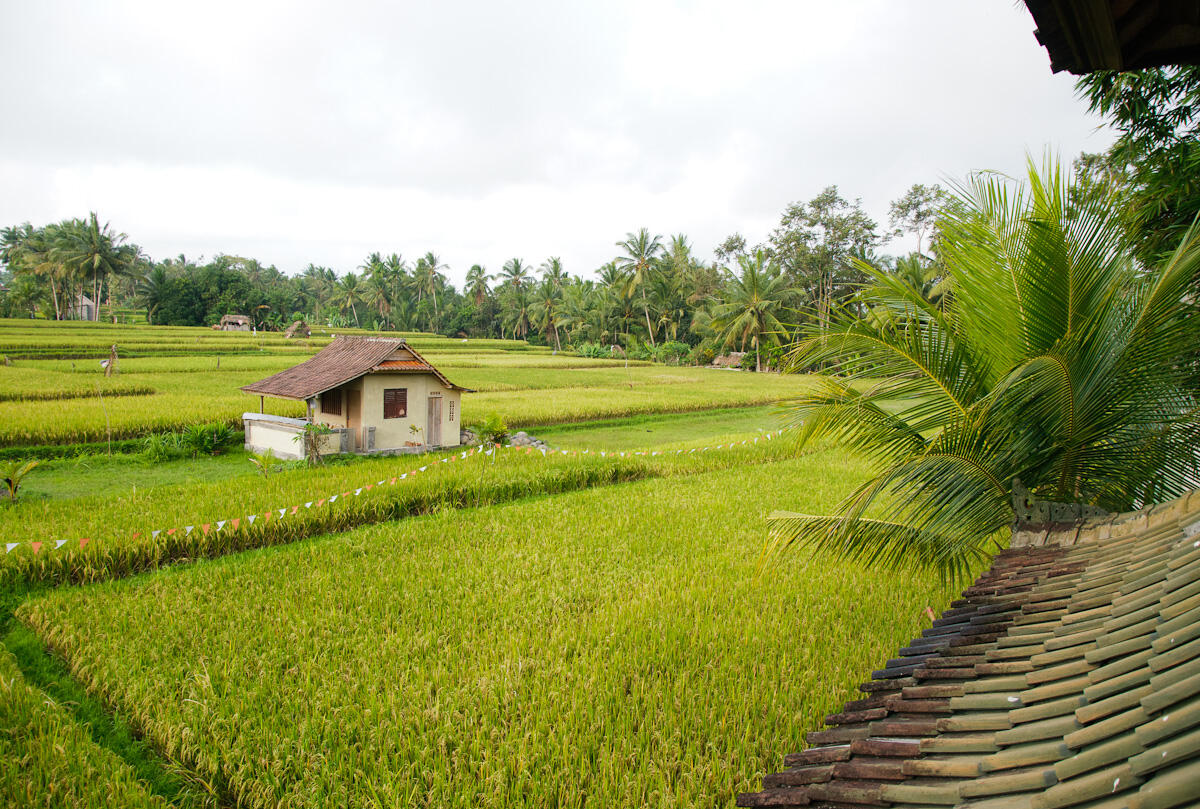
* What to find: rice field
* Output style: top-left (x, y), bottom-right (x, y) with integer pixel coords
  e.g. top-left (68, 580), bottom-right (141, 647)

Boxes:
top-left (19, 458), bottom-right (962, 809)
top-left (0, 435), bottom-right (804, 586)
top-left (0, 646), bottom-right (173, 808)
top-left (0, 319), bottom-right (951, 807)
top-left (0, 319), bottom-right (808, 446)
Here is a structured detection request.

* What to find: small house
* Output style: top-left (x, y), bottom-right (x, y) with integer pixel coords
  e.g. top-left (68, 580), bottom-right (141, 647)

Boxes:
top-left (69, 294), bottom-right (96, 321)
top-left (219, 314), bottom-right (252, 331)
top-left (240, 336), bottom-right (471, 459)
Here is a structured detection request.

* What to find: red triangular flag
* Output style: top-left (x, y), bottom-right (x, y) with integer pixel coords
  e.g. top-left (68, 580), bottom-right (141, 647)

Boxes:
top-left (389, 477), bottom-right (397, 484)
top-left (79, 537), bottom-right (90, 549)
top-left (317, 499), bottom-right (326, 507)
top-left (167, 528), bottom-right (176, 535)
top-left (231, 518), bottom-right (241, 530)
top-left (366, 484), bottom-right (373, 489)
top-left (132, 532), bottom-right (141, 538)
top-left (263, 511), bottom-right (271, 522)
top-left (291, 505), bottom-right (299, 514)
top-left (31, 542), bottom-right (42, 554)
top-left (202, 523), bottom-right (210, 535)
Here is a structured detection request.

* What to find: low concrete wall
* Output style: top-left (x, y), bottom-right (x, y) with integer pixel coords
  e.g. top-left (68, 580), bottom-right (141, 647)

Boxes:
top-left (1012, 488), bottom-right (1200, 548)
top-left (243, 413), bottom-right (345, 460)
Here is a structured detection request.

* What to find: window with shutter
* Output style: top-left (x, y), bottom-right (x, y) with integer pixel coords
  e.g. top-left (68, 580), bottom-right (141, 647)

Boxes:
top-left (321, 389), bottom-right (342, 415)
top-left (383, 388), bottom-right (407, 419)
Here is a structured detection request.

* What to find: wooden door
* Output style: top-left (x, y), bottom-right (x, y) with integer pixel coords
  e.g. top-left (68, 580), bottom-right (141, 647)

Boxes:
top-left (346, 389), bottom-right (361, 449)
top-left (427, 396), bottom-right (442, 446)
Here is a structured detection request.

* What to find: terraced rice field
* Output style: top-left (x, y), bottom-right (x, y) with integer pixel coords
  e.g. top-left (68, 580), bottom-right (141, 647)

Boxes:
top-left (18, 458), bottom-right (961, 809)
top-left (0, 319), bottom-right (955, 807)
top-left (0, 319), bottom-right (807, 446)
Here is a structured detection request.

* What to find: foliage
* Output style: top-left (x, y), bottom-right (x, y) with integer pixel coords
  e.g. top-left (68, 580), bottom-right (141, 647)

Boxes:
top-left (1, 460), bottom-right (38, 503)
top-left (247, 449), bottom-right (282, 479)
top-left (767, 186), bottom-right (880, 329)
top-left (708, 251), bottom-right (797, 372)
top-left (181, 423), bottom-right (239, 458)
top-left (1077, 67), bottom-right (1200, 264)
top-left (19, 458), bottom-right (958, 809)
top-left (472, 412), bottom-right (509, 445)
top-left (140, 432), bottom-right (185, 464)
top-left (294, 422), bottom-right (334, 466)
top-left (769, 159), bottom-right (1200, 580)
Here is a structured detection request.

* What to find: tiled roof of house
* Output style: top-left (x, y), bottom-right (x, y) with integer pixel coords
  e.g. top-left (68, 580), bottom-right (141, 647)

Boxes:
top-left (738, 494), bottom-right (1200, 809)
top-left (241, 336), bottom-right (468, 400)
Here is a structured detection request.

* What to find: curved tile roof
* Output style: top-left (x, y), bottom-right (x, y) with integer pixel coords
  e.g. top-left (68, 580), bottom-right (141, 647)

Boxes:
top-left (738, 495), bottom-right (1200, 809)
top-left (241, 336), bottom-right (469, 400)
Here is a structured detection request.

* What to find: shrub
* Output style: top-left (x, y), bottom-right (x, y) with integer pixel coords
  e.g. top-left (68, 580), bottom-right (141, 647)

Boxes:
top-left (473, 412), bottom-right (509, 445)
top-left (181, 422), bottom-right (239, 458)
top-left (655, 341), bottom-right (690, 365)
top-left (140, 432), bottom-right (184, 464)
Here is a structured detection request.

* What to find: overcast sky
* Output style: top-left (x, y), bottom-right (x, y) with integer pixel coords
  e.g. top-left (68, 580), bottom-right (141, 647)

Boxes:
top-left (0, 1), bottom-right (1115, 286)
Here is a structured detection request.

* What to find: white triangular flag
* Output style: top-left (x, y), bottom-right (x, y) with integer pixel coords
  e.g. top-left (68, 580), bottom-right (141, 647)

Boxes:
top-left (217, 520), bottom-right (226, 531)
top-left (419, 466), bottom-right (427, 472)
top-left (652, 451), bottom-right (659, 456)
top-left (247, 514), bottom-right (257, 524)
top-left (355, 488), bottom-right (363, 496)
top-left (5, 543), bottom-right (17, 553)
top-left (329, 495), bottom-right (338, 502)
top-left (55, 539), bottom-right (68, 549)
top-left (278, 508), bottom-right (286, 518)
top-left (400, 473), bottom-right (407, 479)
top-left (185, 525), bottom-right (194, 535)
top-left (152, 530), bottom-right (161, 539)
top-left (306, 501), bottom-right (313, 508)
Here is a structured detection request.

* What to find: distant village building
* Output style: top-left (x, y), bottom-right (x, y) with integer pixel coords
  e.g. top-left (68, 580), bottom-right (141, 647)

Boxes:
top-left (240, 336), bottom-right (471, 460)
top-left (219, 314), bottom-right (252, 331)
top-left (69, 294), bottom-right (95, 321)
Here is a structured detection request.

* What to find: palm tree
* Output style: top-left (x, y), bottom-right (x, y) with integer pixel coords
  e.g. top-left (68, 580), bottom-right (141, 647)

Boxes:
top-left (540, 256), bottom-right (568, 289)
top-left (767, 160), bottom-right (1200, 581)
top-left (54, 213), bottom-right (135, 321)
top-left (532, 278), bottom-right (563, 351)
top-left (412, 252), bottom-right (447, 329)
top-left (615, 228), bottom-right (664, 347)
top-left (708, 250), bottom-right (796, 372)
top-left (137, 266), bottom-right (170, 324)
top-left (335, 272), bottom-right (364, 327)
top-left (499, 257), bottom-right (531, 290)
top-left (465, 265), bottom-right (491, 306)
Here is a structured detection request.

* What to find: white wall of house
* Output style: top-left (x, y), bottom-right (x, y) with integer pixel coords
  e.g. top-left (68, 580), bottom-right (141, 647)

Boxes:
top-left (312, 373), bottom-right (462, 452)
top-left (243, 413), bottom-right (343, 460)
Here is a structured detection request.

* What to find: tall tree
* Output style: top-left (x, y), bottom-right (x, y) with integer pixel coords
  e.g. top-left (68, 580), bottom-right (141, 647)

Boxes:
top-left (769, 186), bottom-right (879, 331)
top-left (1077, 67), bottom-right (1200, 263)
top-left (708, 250), bottom-right (796, 371)
top-left (465, 264), bottom-right (491, 306)
top-left (888, 183), bottom-right (947, 259)
top-left (614, 227), bottom-right (664, 347)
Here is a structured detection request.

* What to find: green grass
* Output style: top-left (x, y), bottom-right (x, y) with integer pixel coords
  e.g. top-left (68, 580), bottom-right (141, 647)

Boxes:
top-left (18, 449), bottom-right (258, 501)
top-left (536, 406), bottom-right (788, 451)
top-left (0, 640), bottom-right (189, 808)
top-left (0, 437), bottom-right (805, 586)
top-left (19, 457), bottom-right (963, 809)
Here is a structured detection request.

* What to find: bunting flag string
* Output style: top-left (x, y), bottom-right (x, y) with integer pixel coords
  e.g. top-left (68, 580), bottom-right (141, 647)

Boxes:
top-left (3, 430), bottom-right (790, 555)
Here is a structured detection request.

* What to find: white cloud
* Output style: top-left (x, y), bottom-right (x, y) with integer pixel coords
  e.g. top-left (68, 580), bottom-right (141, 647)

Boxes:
top-left (0, 0), bottom-right (1114, 284)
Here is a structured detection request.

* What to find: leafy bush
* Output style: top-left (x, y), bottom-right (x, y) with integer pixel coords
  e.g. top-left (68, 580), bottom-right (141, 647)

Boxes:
top-left (472, 412), bottom-right (509, 445)
top-left (573, 342), bottom-right (608, 359)
top-left (181, 422), bottom-right (239, 458)
top-left (1, 460), bottom-right (38, 504)
top-left (140, 432), bottom-right (184, 463)
top-left (739, 352), bottom-right (757, 371)
top-left (654, 341), bottom-right (691, 365)
top-left (687, 345), bottom-right (715, 366)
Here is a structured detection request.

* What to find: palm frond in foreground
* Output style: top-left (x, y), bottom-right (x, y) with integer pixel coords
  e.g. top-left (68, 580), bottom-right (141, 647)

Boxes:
top-left (768, 159), bottom-right (1200, 581)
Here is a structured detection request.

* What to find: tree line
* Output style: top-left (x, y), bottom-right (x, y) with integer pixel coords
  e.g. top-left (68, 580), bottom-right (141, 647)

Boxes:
top-left (0, 183), bottom-right (949, 369)
top-left (3, 66), bottom-right (1193, 369)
